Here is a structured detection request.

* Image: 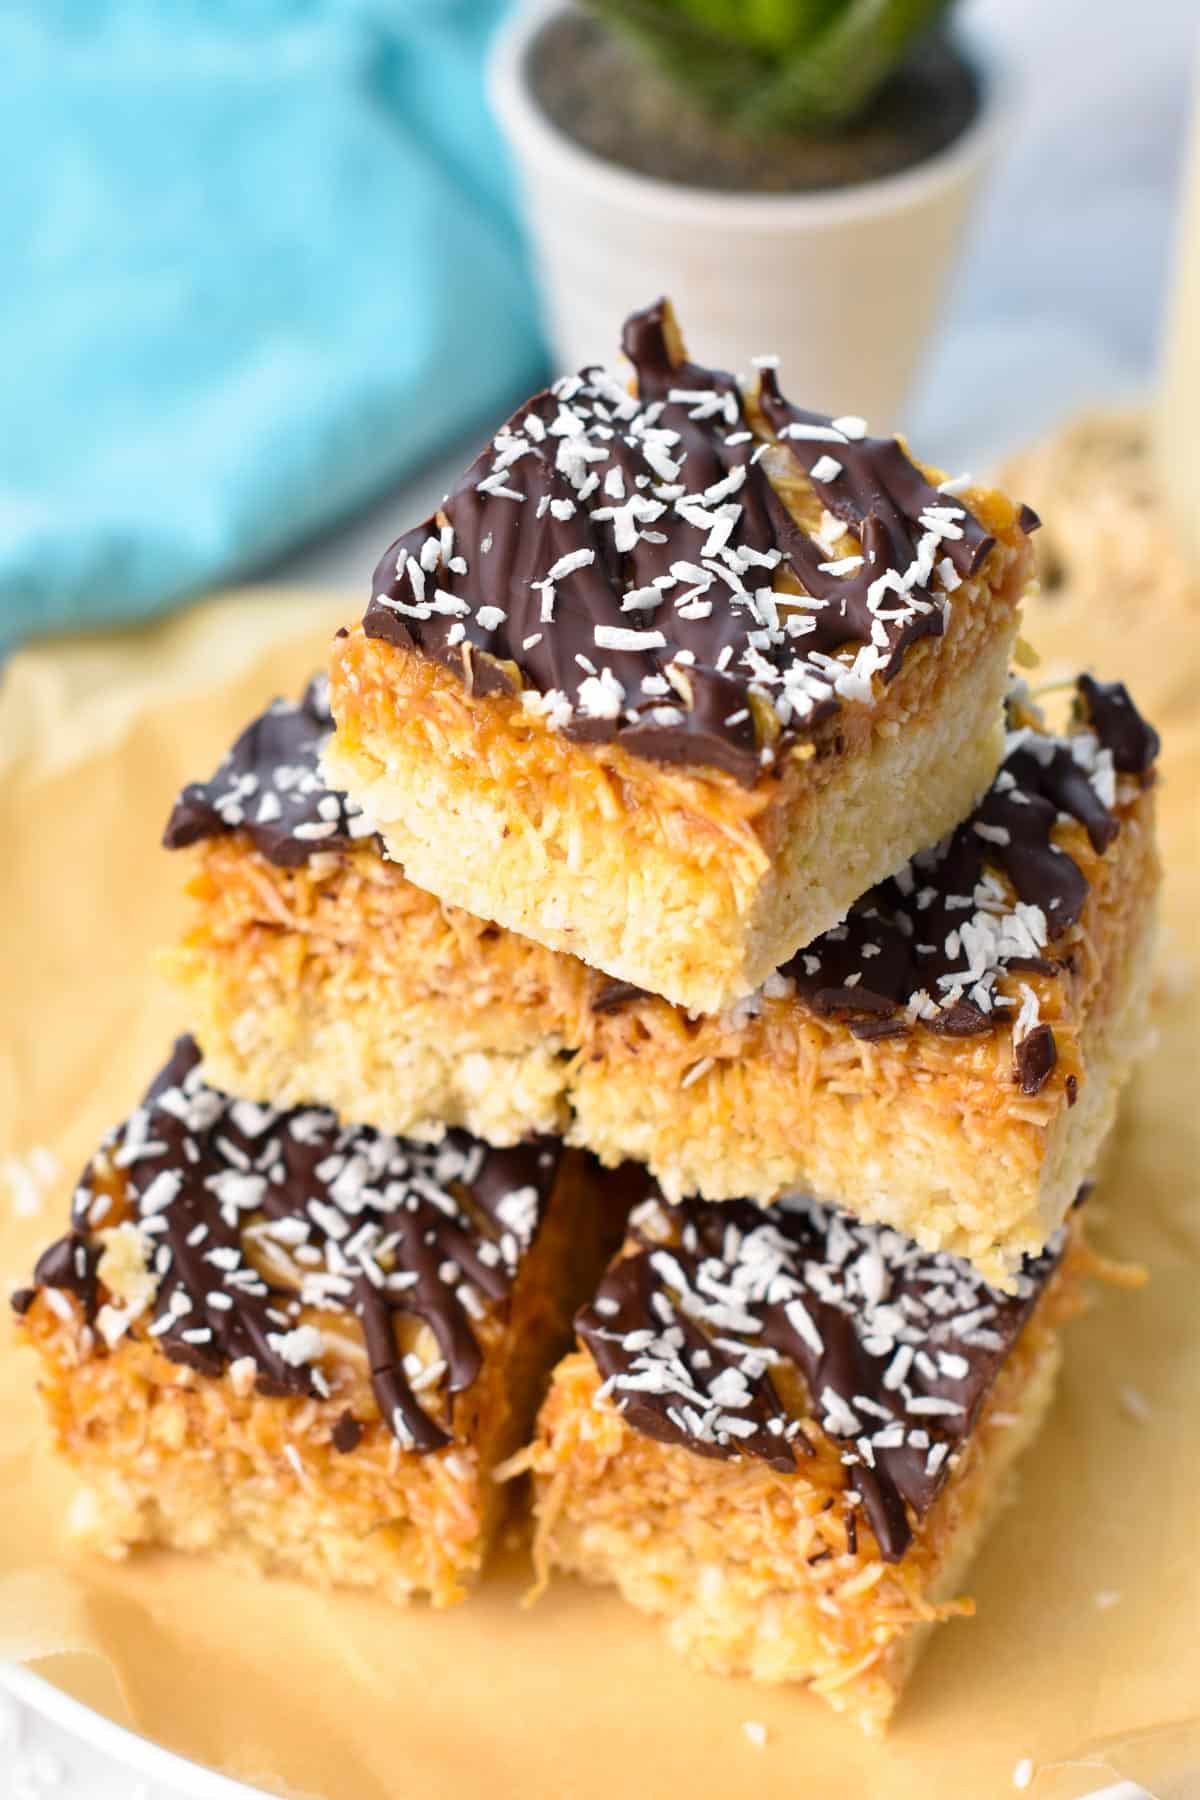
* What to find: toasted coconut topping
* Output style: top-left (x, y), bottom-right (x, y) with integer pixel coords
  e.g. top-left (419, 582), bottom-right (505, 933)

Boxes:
top-left (578, 1188), bottom-right (1074, 1561)
top-left (21, 1038), bottom-right (561, 1454)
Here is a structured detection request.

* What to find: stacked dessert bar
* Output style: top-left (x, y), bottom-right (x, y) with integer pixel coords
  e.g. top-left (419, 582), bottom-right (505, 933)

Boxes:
top-left (16, 301), bottom-right (1161, 1731)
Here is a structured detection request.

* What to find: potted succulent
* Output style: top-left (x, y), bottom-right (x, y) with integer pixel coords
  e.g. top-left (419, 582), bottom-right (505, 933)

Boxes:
top-left (489, 0), bottom-right (1005, 427)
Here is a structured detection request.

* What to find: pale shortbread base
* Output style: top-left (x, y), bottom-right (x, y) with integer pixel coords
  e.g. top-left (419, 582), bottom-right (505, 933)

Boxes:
top-left (1032, 918), bottom-right (1158, 1251)
top-left (58, 1405), bottom-right (496, 1609)
top-left (202, 1004), bottom-right (570, 1148)
top-left (735, 624), bottom-right (1008, 1008)
top-left (525, 1258), bottom-right (1076, 1735)
top-left (326, 549), bottom-right (1024, 1014)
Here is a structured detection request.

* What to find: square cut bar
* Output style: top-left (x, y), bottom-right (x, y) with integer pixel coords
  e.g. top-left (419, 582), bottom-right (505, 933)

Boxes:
top-left (518, 1185), bottom-right (1101, 1735)
top-left (325, 298), bottom-right (1035, 1013)
top-left (165, 674), bottom-right (1159, 1282)
top-left (12, 1039), bottom-right (629, 1607)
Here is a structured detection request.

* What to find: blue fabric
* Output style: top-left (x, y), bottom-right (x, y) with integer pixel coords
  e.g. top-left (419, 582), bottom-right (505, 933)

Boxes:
top-left (0, 1), bottom-right (544, 653)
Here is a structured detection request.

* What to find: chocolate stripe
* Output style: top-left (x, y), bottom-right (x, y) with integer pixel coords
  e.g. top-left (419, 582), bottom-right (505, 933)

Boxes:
top-left (163, 676), bottom-right (376, 868)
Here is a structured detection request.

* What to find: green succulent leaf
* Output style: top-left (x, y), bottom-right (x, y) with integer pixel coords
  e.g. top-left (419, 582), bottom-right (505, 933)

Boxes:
top-left (751, 0), bottom-right (957, 130)
top-left (581, 0), bottom-right (767, 115)
top-left (580, 0), bottom-right (959, 132)
top-left (666, 0), bottom-right (843, 54)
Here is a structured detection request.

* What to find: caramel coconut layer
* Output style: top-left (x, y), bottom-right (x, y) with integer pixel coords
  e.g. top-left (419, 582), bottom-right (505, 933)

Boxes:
top-left (14, 1039), bottom-right (628, 1605)
top-left (326, 298), bottom-right (1034, 1011)
top-left (165, 674), bottom-right (1159, 1279)
top-left (520, 1186), bottom-right (1097, 1733)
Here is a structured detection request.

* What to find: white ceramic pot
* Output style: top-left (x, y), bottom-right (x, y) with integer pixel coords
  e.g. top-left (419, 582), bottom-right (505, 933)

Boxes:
top-left (489, 2), bottom-right (1007, 430)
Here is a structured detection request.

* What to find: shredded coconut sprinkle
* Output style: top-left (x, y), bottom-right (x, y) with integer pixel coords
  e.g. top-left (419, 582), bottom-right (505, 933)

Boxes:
top-left (363, 301), bottom-right (1002, 782)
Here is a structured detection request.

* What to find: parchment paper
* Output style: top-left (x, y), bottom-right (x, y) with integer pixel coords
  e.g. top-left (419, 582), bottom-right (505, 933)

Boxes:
top-left (0, 543), bottom-right (1196, 1799)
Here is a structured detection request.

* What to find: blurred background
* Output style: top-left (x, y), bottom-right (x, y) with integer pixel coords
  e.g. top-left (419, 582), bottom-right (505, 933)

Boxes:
top-left (0, 0), bottom-right (1196, 661)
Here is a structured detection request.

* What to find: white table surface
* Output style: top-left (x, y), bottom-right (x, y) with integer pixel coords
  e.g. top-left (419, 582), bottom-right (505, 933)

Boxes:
top-left (5, 1), bottom-right (1195, 1793)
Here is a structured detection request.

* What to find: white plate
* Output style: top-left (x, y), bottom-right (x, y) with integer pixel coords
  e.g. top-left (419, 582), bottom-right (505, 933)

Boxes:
top-left (0, 1662), bottom-right (1167, 1800)
top-left (0, 1664), bottom-right (263, 1799)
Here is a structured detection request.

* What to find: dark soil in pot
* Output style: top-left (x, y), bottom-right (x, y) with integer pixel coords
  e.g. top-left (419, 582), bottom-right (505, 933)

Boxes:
top-left (528, 10), bottom-right (981, 194)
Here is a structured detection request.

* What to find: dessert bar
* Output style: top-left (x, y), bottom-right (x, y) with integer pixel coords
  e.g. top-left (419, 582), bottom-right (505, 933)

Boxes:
top-left (166, 674), bottom-right (1158, 1280)
top-left (325, 298), bottom-right (1035, 1012)
top-left (518, 1183), bottom-right (1099, 1733)
top-left (13, 1039), bottom-right (626, 1606)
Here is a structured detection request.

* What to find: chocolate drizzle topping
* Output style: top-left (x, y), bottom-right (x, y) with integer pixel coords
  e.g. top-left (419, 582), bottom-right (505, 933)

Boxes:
top-left (1014, 1022), bottom-right (1057, 1096)
top-left (163, 676), bottom-right (376, 867)
top-left (332, 1411), bottom-right (364, 1454)
top-left (785, 676), bottom-right (1158, 1090)
top-left (25, 1038), bottom-right (562, 1453)
top-left (1077, 674), bottom-right (1161, 775)
top-left (31, 1234), bottom-right (99, 1314)
top-left (578, 1192), bottom-right (1067, 1562)
top-left (363, 299), bottom-right (1024, 786)
top-left (755, 364), bottom-right (993, 671)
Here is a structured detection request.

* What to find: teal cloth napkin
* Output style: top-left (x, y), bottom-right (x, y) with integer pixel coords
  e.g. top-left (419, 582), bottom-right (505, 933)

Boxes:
top-left (0, 1), bottom-right (544, 654)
